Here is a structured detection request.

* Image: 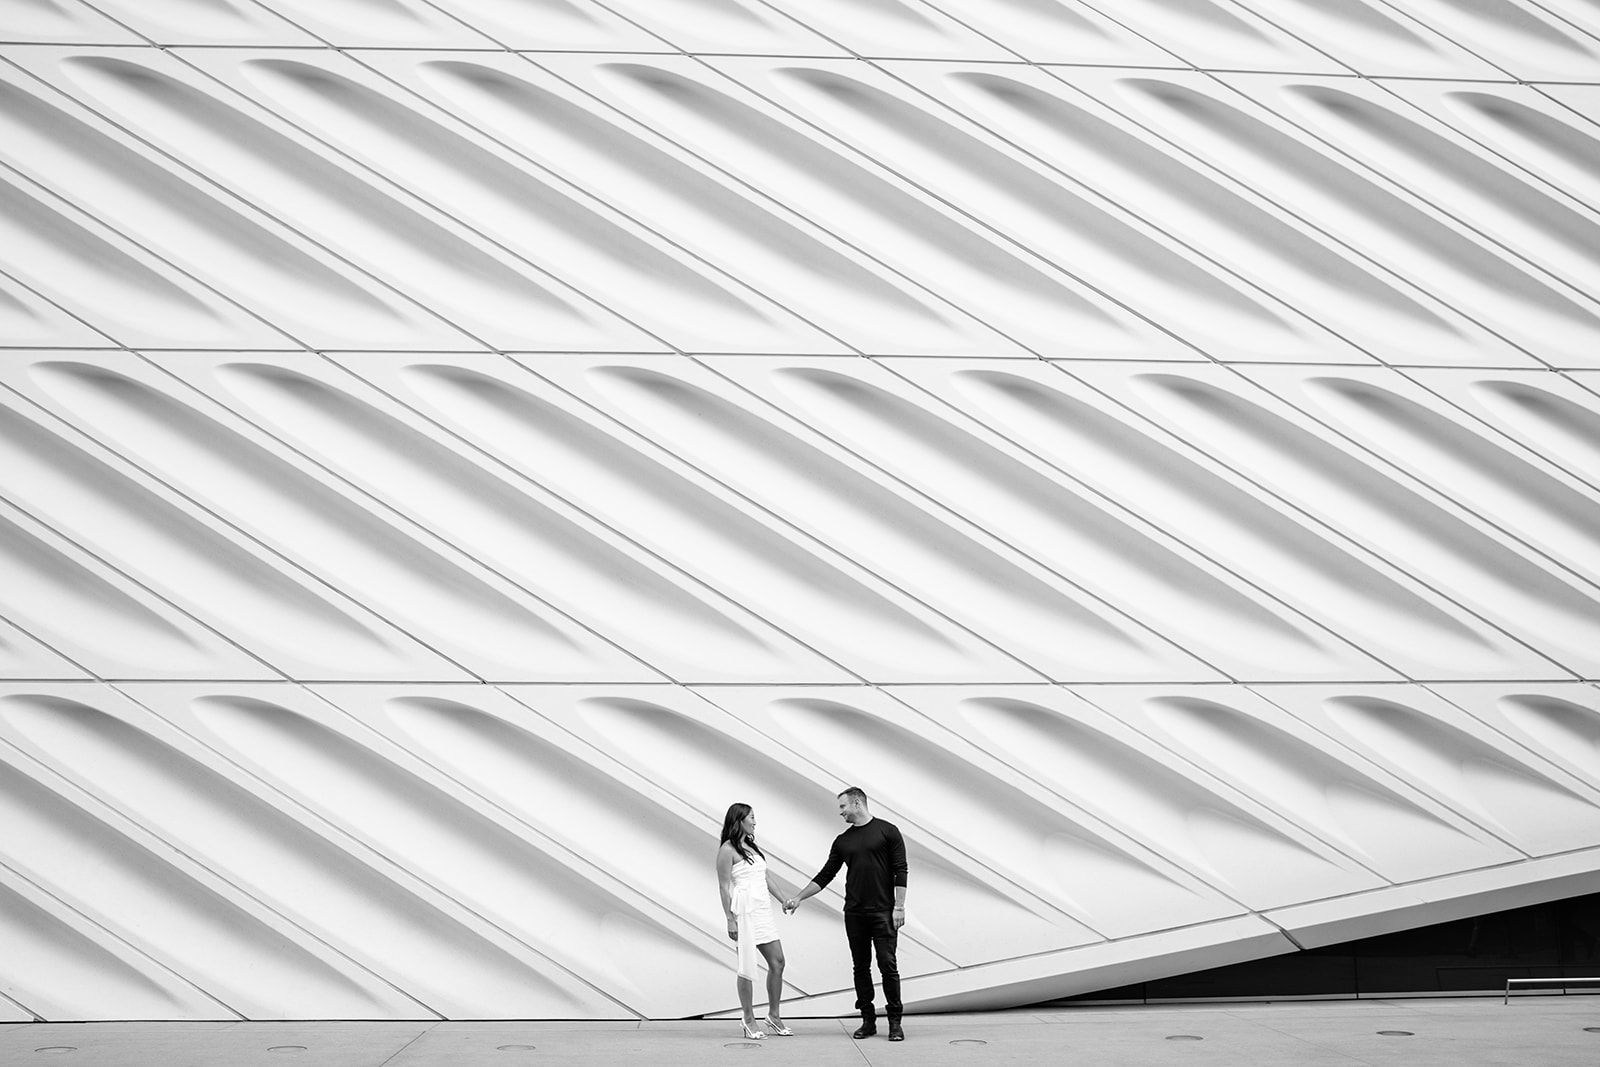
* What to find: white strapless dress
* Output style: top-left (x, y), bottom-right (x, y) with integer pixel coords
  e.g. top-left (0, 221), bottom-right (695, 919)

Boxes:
top-left (730, 850), bottom-right (777, 978)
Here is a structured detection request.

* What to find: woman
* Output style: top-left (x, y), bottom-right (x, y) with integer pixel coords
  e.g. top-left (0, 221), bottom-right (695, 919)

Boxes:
top-left (716, 802), bottom-right (791, 1039)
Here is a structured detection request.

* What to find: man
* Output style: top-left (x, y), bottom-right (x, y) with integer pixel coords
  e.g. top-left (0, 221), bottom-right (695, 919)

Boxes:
top-left (784, 787), bottom-right (908, 1041)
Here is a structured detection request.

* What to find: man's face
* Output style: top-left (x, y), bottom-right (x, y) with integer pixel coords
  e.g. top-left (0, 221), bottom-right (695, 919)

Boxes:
top-left (837, 795), bottom-right (856, 824)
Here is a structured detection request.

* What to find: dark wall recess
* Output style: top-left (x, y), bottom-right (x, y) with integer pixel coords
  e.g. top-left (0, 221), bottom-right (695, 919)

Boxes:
top-left (1048, 891), bottom-right (1600, 1004)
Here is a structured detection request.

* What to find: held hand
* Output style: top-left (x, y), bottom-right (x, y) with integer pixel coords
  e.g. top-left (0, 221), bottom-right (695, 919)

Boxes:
top-left (782, 898), bottom-right (799, 914)
top-left (893, 907), bottom-right (905, 931)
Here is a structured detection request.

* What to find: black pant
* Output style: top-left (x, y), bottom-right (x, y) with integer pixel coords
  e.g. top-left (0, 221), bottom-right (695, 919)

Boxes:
top-left (844, 910), bottom-right (901, 1021)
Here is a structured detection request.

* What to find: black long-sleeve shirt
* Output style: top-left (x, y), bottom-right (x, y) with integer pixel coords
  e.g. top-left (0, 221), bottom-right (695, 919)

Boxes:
top-left (812, 818), bottom-right (908, 914)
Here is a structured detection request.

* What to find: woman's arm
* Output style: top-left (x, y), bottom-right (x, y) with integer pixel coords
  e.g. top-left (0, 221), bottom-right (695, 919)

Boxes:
top-left (716, 843), bottom-right (738, 940)
top-left (765, 869), bottom-right (791, 903)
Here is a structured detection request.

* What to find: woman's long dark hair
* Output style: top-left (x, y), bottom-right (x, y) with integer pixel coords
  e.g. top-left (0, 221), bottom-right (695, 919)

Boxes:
top-left (720, 802), bottom-right (764, 865)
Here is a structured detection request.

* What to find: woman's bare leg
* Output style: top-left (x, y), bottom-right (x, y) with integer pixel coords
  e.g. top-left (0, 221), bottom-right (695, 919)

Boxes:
top-left (758, 941), bottom-right (786, 1025)
top-left (737, 975), bottom-right (756, 1028)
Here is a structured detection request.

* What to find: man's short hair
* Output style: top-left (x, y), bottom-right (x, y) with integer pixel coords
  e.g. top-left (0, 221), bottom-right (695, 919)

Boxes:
top-left (838, 786), bottom-right (869, 805)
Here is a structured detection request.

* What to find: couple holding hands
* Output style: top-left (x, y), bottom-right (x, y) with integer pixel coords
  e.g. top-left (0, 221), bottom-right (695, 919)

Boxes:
top-left (715, 786), bottom-right (908, 1042)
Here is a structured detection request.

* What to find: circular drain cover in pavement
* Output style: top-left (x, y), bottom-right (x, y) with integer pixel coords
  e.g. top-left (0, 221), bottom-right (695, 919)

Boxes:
top-left (496, 1045), bottom-right (538, 1051)
top-left (950, 1038), bottom-right (988, 1046)
top-left (1376, 1031), bottom-right (1413, 1037)
top-left (723, 1042), bottom-right (764, 1049)
top-left (1166, 1035), bottom-right (1203, 1041)
top-left (33, 1049), bottom-right (76, 1055)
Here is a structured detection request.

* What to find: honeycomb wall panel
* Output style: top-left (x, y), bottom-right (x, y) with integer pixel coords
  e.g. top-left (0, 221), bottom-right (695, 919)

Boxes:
top-left (2, 0), bottom-right (1600, 1020)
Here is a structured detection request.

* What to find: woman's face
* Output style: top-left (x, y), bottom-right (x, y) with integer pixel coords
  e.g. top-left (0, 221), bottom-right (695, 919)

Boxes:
top-left (742, 810), bottom-right (757, 836)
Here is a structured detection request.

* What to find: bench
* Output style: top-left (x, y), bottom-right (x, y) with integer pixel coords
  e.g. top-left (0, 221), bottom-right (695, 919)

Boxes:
top-left (1504, 977), bottom-right (1600, 1005)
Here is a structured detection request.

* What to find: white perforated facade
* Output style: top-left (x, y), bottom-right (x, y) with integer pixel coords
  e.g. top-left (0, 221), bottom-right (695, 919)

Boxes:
top-left (3, 0), bottom-right (1600, 1022)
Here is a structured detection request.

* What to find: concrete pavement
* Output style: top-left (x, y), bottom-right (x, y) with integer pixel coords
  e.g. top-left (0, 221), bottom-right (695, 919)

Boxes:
top-left (3, 996), bottom-right (1597, 1066)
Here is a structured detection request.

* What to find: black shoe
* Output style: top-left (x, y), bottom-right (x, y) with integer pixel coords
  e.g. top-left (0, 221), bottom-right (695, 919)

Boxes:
top-left (887, 1020), bottom-right (904, 1041)
top-left (852, 1022), bottom-right (878, 1039)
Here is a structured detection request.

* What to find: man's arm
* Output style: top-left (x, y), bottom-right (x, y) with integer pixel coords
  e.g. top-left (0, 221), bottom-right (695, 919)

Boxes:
top-left (784, 880), bottom-right (823, 914)
top-left (888, 824), bottom-right (908, 929)
top-left (785, 839), bottom-right (843, 912)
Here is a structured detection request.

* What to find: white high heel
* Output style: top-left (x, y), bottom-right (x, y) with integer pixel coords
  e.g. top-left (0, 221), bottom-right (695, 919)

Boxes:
top-left (764, 1016), bottom-right (793, 1037)
top-left (740, 1019), bottom-right (765, 1040)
